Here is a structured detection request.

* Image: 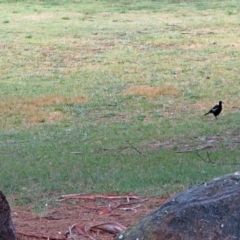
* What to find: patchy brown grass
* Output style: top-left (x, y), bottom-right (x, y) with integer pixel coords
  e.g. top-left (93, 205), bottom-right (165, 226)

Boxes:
top-left (123, 85), bottom-right (181, 97)
top-left (0, 95), bottom-right (88, 127)
top-left (28, 95), bottom-right (88, 107)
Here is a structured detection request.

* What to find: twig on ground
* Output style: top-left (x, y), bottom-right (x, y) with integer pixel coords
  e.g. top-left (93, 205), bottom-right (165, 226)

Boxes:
top-left (126, 140), bottom-right (144, 156)
top-left (197, 151), bottom-right (227, 165)
top-left (196, 152), bottom-right (208, 163)
top-left (109, 198), bottom-right (148, 210)
top-left (176, 145), bottom-right (212, 153)
top-left (197, 151), bottom-right (215, 164)
top-left (60, 194), bottom-right (140, 201)
top-left (96, 198), bottom-right (148, 214)
top-left (103, 148), bottom-right (116, 151)
top-left (66, 224), bottom-right (78, 240)
top-left (186, 57), bottom-right (207, 61)
top-left (215, 154), bottom-right (226, 165)
top-left (206, 151), bottom-right (214, 164)
top-left (119, 204), bottom-right (141, 212)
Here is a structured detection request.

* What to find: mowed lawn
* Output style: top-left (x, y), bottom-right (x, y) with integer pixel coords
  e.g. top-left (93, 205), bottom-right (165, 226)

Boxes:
top-left (0, 0), bottom-right (240, 208)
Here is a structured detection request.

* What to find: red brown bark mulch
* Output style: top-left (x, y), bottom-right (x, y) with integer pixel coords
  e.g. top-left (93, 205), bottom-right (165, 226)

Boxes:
top-left (12, 194), bottom-right (169, 240)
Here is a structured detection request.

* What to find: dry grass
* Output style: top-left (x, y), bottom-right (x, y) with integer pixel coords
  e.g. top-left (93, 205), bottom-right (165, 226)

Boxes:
top-left (0, 95), bottom-right (88, 127)
top-left (29, 95), bottom-right (88, 106)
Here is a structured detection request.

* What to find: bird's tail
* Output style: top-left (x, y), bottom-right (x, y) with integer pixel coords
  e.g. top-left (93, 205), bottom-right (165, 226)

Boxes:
top-left (204, 112), bottom-right (210, 116)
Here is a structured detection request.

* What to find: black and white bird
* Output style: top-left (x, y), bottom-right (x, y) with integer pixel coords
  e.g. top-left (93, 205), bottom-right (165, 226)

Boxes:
top-left (204, 101), bottom-right (223, 119)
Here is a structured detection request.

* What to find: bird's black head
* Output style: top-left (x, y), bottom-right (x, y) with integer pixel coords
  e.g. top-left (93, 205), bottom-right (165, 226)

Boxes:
top-left (219, 101), bottom-right (223, 105)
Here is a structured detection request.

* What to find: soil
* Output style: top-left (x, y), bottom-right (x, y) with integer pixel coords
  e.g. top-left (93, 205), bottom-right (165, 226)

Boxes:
top-left (12, 195), bottom-right (169, 240)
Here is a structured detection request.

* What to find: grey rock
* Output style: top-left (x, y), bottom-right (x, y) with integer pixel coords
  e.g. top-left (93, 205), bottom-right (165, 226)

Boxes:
top-left (0, 190), bottom-right (17, 240)
top-left (116, 172), bottom-right (240, 240)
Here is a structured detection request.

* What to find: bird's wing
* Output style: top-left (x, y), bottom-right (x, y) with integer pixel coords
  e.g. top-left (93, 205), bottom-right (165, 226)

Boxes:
top-left (211, 104), bottom-right (219, 112)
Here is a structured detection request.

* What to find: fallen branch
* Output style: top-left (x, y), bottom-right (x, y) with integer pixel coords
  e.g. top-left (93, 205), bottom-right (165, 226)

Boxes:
top-left (97, 198), bottom-right (148, 214)
top-left (119, 204), bottom-right (141, 211)
top-left (60, 194), bottom-right (140, 201)
top-left (196, 151), bottom-right (208, 163)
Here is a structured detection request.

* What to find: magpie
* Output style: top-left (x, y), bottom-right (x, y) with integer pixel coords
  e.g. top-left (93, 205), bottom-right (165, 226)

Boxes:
top-left (204, 101), bottom-right (223, 119)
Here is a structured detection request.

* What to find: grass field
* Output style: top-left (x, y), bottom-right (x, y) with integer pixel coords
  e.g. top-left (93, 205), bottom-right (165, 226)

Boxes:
top-left (0, 0), bottom-right (240, 209)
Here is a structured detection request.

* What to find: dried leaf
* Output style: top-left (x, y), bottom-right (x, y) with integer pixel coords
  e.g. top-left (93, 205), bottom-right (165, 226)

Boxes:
top-left (97, 207), bottom-right (112, 215)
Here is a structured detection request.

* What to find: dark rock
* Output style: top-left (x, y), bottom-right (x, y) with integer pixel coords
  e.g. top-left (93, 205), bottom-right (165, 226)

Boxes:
top-left (0, 190), bottom-right (17, 240)
top-left (116, 172), bottom-right (240, 240)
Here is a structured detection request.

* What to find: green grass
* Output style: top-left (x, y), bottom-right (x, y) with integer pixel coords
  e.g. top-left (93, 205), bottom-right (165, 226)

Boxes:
top-left (0, 0), bottom-right (240, 209)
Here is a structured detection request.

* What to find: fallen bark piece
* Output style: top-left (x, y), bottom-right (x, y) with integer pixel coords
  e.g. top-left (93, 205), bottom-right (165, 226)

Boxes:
top-left (0, 190), bottom-right (17, 240)
top-left (60, 194), bottom-right (140, 200)
top-left (115, 172), bottom-right (240, 240)
top-left (68, 222), bottom-right (126, 240)
top-left (86, 221), bottom-right (126, 235)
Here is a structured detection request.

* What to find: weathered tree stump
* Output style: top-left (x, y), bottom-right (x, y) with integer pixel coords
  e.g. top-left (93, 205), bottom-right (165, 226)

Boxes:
top-left (0, 190), bottom-right (17, 240)
top-left (116, 172), bottom-right (240, 240)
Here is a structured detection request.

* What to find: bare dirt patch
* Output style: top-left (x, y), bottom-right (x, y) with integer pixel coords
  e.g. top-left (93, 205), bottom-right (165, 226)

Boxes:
top-left (13, 195), bottom-right (169, 240)
top-left (123, 85), bottom-right (180, 97)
